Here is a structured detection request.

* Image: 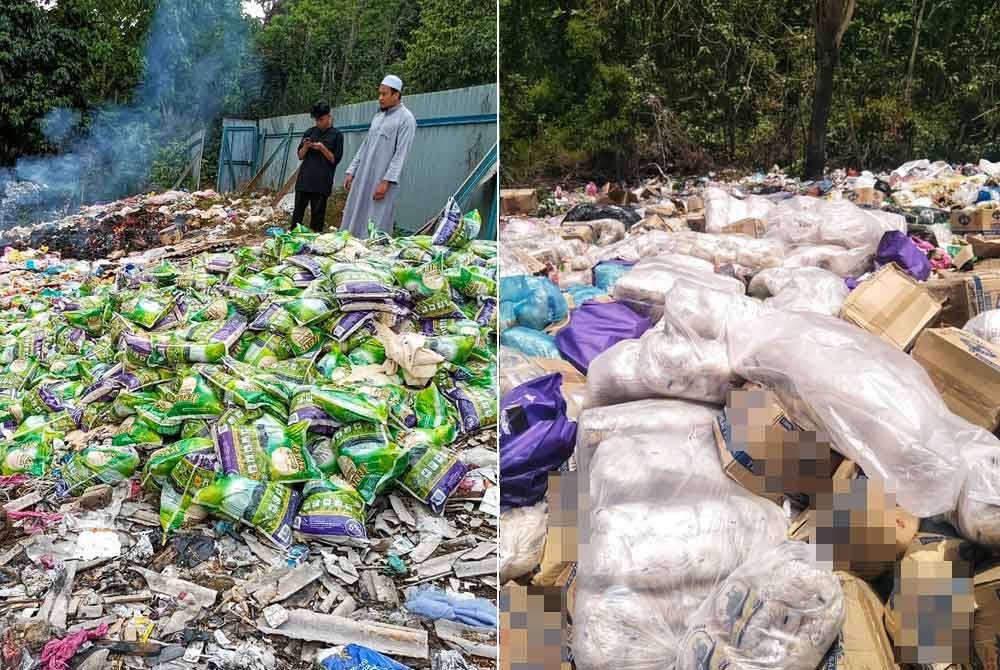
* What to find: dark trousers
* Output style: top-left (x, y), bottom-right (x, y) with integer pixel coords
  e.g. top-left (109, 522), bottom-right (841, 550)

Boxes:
top-left (291, 191), bottom-right (329, 232)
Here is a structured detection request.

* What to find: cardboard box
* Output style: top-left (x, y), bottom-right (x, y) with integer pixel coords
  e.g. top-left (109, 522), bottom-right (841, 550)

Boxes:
top-left (500, 188), bottom-right (538, 215)
top-left (975, 563), bottom-right (1000, 670)
top-left (686, 195), bottom-right (704, 212)
top-left (951, 206), bottom-right (1000, 236)
top-left (845, 186), bottom-right (885, 207)
top-left (560, 221), bottom-right (594, 244)
top-left (818, 572), bottom-right (895, 670)
top-left (530, 357), bottom-right (586, 385)
top-left (911, 327), bottom-right (1000, 432)
top-left (971, 235), bottom-right (1000, 260)
top-left (720, 217), bottom-right (766, 238)
top-left (645, 202), bottom-right (676, 218)
top-left (839, 263), bottom-right (942, 350)
top-left (978, 259), bottom-right (1000, 273)
top-left (925, 271), bottom-right (1000, 327)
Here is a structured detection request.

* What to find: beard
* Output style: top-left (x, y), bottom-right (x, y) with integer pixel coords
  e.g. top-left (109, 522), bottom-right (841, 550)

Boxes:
top-left (379, 105), bottom-right (387, 112)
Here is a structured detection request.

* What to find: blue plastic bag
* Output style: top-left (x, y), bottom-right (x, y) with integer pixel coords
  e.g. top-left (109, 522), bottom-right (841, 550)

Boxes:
top-left (500, 275), bottom-right (568, 330)
top-left (320, 645), bottom-right (413, 670)
top-left (404, 586), bottom-right (497, 628)
top-left (565, 285), bottom-right (606, 306)
top-left (500, 327), bottom-right (562, 359)
top-left (591, 260), bottom-right (635, 290)
top-left (500, 373), bottom-right (577, 509)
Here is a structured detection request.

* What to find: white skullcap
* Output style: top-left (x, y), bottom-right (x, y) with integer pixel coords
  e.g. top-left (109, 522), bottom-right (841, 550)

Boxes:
top-left (381, 74), bottom-right (403, 92)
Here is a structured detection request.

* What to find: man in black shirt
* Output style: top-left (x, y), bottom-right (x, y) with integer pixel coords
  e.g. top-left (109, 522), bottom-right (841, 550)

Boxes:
top-left (291, 100), bottom-right (344, 232)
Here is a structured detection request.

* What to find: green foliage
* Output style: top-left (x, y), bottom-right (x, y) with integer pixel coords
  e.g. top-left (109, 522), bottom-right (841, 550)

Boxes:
top-left (502, 0), bottom-right (1000, 181)
top-left (149, 139), bottom-right (190, 190)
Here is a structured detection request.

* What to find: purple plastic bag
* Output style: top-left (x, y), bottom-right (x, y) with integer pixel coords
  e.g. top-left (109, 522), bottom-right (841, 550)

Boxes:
top-left (554, 299), bottom-right (651, 373)
top-left (875, 230), bottom-right (931, 281)
top-left (499, 373), bottom-right (577, 510)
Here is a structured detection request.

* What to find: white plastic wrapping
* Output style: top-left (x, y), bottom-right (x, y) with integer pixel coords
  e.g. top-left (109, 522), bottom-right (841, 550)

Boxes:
top-left (498, 346), bottom-right (548, 396)
top-left (747, 267), bottom-right (849, 316)
top-left (635, 230), bottom-right (786, 269)
top-left (676, 541), bottom-right (845, 670)
top-left (499, 501), bottom-right (548, 583)
top-left (703, 187), bottom-right (775, 233)
top-left (963, 309), bottom-right (1000, 345)
top-left (781, 243), bottom-right (873, 278)
top-left (763, 195), bottom-right (904, 250)
top-left (661, 278), bottom-right (771, 341)
top-left (556, 269), bottom-right (593, 289)
top-left (611, 256), bottom-right (744, 322)
top-left (572, 428), bottom-right (787, 670)
top-left (957, 443), bottom-right (1000, 546)
top-left (726, 311), bottom-right (971, 517)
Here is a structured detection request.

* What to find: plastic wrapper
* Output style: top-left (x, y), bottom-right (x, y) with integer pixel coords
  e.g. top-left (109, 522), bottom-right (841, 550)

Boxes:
top-left (676, 541), bottom-right (845, 670)
top-left (292, 474), bottom-right (368, 543)
top-left (963, 309), bottom-right (1000, 345)
top-left (611, 256), bottom-right (744, 322)
top-left (763, 195), bottom-right (905, 250)
top-left (399, 443), bottom-right (467, 515)
top-left (747, 266), bottom-right (849, 316)
top-left (195, 475), bottom-right (300, 549)
top-left (726, 311), bottom-right (974, 517)
top-left (499, 327), bottom-right (561, 359)
top-left (498, 346), bottom-right (547, 396)
top-left (333, 423), bottom-right (407, 504)
top-left (499, 501), bottom-right (547, 583)
top-left (703, 187), bottom-right (775, 233)
top-left (572, 428), bottom-right (787, 670)
top-left (499, 275), bottom-right (568, 331)
top-left (62, 445), bottom-right (140, 494)
top-left (618, 230), bottom-right (785, 270)
top-left (781, 243), bottom-right (873, 278)
top-left (956, 443), bottom-right (1000, 546)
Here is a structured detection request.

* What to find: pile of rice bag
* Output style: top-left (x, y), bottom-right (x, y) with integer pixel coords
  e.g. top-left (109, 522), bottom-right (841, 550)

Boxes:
top-left (0, 204), bottom-right (497, 550)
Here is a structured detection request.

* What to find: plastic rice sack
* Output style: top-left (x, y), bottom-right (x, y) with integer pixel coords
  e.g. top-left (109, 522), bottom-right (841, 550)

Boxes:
top-left (311, 387), bottom-right (388, 424)
top-left (500, 327), bottom-right (561, 359)
top-left (159, 483), bottom-right (209, 532)
top-left (198, 365), bottom-right (287, 418)
top-left (169, 448), bottom-right (220, 495)
top-left (447, 266), bottom-right (496, 299)
top-left (283, 297), bottom-right (335, 326)
top-left (441, 378), bottom-right (497, 433)
top-left (393, 264), bottom-right (448, 299)
top-left (347, 337), bottom-right (386, 366)
top-left (307, 435), bottom-right (338, 473)
top-left (592, 260), bottom-right (635, 290)
top-left (112, 416), bottom-right (163, 447)
top-left (0, 439), bottom-right (51, 476)
top-left (174, 316), bottom-right (248, 350)
top-left (289, 391), bottom-right (340, 435)
top-left (292, 475), bottom-right (368, 543)
top-left (400, 443), bottom-right (467, 515)
top-left (333, 423), bottom-right (407, 504)
top-left (236, 332), bottom-right (294, 367)
top-left (432, 199), bottom-right (480, 247)
top-left (142, 437), bottom-right (215, 488)
top-left (62, 445), bottom-right (140, 494)
top-left (117, 289), bottom-right (174, 329)
top-left (194, 475), bottom-right (300, 549)
top-left (214, 416), bottom-right (318, 483)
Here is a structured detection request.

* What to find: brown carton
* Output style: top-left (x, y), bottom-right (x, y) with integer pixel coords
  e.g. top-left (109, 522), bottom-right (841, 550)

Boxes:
top-left (839, 263), bottom-right (942, 350)
top-left (925, 271), bottom-right (1000, 327)
top-left (975, 563), bottom-right (1000, 670)
top-left (951, 206), bottom-right (1000, 236)
top-left (845, 186), bottom-right (885, 207)
top-left (560, 221), bottom-right (594, 244)
top-left (911, 327), bottom-right (1000, 432)
top-left (971, 235), bottom-right (1000, 259)
top-left (817, 572), bottom-right (895, 670)
top-left (720, 217), bottom-right (766, 238)
top-left (500, 188), bottom-right (538, 215)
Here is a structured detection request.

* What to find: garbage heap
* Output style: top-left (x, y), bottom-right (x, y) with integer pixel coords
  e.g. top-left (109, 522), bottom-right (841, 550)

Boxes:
top-left (498, 160), bottom-right (1000, 670)
top-left (0, 189), bottom-right (286, 261)
top-left (0, 197), bottom-right (498, 670)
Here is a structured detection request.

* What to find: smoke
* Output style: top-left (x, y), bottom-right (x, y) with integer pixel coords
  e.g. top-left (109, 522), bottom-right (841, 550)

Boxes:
top-left (0, 0), bottom-right (260, 227)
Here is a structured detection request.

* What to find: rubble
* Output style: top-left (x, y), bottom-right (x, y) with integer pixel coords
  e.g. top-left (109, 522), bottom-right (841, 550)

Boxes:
top-left (0, 190), bottom-right (498, 669)
top-left (500, 160), bottom-right (1000, 669)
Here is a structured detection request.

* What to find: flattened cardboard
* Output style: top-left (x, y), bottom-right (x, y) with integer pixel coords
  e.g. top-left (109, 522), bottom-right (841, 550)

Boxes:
top-left (975, 563), bottom-right (1000, 670)
top-left (721, 217), bottom-right (766, 238)
top-left (951, 206), bottom-right (1000, 236)
top-left (560, 221), bottom-right (594, 244)
top-left (925, 271), bottom-right (1000, 327)
top-left (839, 263), bottom-right (941, 350)
top-left (911, 327), bottom-right (1000, 432)
top-left (818, 572), bottom-right (895, 670)
top-left (971, 235), bottom-right (1000, 260)
top-left (500, 189), bottom-right (538, 216)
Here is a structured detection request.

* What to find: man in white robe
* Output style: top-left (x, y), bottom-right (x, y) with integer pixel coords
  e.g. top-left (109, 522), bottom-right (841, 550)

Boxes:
top-left (340, 74), bottom-right (417, 238)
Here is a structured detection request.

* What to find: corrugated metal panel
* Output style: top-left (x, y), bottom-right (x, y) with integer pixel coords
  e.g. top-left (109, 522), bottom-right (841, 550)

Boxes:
top-left (216, 118), bottom-right (258, 192)
top-left (233, 84), bottom-right (497, 234)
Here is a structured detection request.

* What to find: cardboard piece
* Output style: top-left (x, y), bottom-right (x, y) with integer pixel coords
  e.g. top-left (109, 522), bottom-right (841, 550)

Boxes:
top-left (978, 258), bottom-right (1000, 273)
top-left (953, 242), bottom-right (976, 271)
top-left (971, 235), bottom-right (1000, 260)
top-left (500, 189), bottom-right (538, 216)
top-left (951, 206), bottom-right (1000, 236)
top-left (720, 217), bottom-right (766, 238)
top-left (818, 571), bottom-right (895, 670)
top-left (925, 271), bottom-right (1000, 327)
top-left (509, 248), bottom-right (546, 275)
top-left (839, 263), bottom-right (942, 350)
top-left (529, 358), bottom-right (586, 386)
top-left (686, 195), bottom-right (704, 212)
top-left (911, 327), bottom-right (1000, 432)
top-left (560, 221), bottom-right (594, 244)
top-left (975, 563), bottom-right (1000, 670)
top-left (645, 202), bottom-right (676, 218)
top-left (845, 187), bottom-right (885, 207)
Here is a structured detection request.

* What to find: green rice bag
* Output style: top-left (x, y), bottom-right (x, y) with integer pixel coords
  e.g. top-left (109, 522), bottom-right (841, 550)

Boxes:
top-left (175, 271), bottom-right (220, 291)
top-left (230, 274), bottom-right (270, 292)
top-left (236, 332), bottom-right (294, 367)
top-left (13, 412), bottom-right (74, 442)
top-left (419, 319), bottom-right (482, 338)
top-left (169, 448), bottom-right (221, 494)
top-left (62, 445), bottom-right (139, 494)
top-left (400, 443), bottom-right (467, 515)
top-left (446, 266), bottom-right (497, 299)
top-left (78, 401), bottom-right (115, 431)
top-left (159, 483), bottom-right (209, 532)
top-left (293, 475), bottom-right (368, 543)
top-left (285, 326), bottom-right (324, 357)
top-left (431, 201), bottom-right (480, 248)
top-left (142, 437), bottom-right (215, 487)
top-left (220, 357), bottom-right (296, 403)
top-left (181, 419), bottom-right (212, 439)
top-left (174, 316), bottom-right (249, 350)
top-left (190, 298), bottom-right (237, 323)
top-left (311, 387), bottom-right (388, 424)
top-left (248, 303), bottom-right (297, 335)
top-left (220, 285), bottom-right (266, 314)
top-left (64, 302), bottom-right (107, 335)
top-left (265, 356), bottom-right (316, 386)
top-left (414, 383), bottom-right (452, 429)
top-left (347, 337), bottom-right (385, 366)
top-left (112, 389), bottom-right (162, 419)
top-left (334, 423), bottom-right (407, 504)
top-left (165, 372), bottom-right (225, 422)
top-left (0, 359), bottom-right (38, 392)
top-left (392, 264), bottom-right (448, 299)
top-left (118, 289), bottom-right (174, 329)
top-left (412, 291), bottom-right (464, 320)
top-left (283, 297), bottom-right (335, 326)
top-left (441, 379), bottom-right (497, 433)
top-left (465, 239), bottom-right (497, 259)
top-left (214, 416), bottom-right (318, 483)
top-left (55, 325), bottom-right (89, 354)
top-left (194, 475), bottom-right (300, 549)
top-left (265, 276), bottom-right (298, 295)
top-left (147, 337), bottom-right (227, 367)
top-left (150, 260), bottom-right (180, 285)
top-left (198, 365), bottom-right (288, 418)
top-left (393, 424), bottom-right (457, 452)
top-left (307, 435), bottom-right (338, 474)
top-left (112, 416), bottom-right (163, 447)
top-left (314, 351), bottom-right (352, 384)
top-left (0, 439), bottom-right (52, 476)
top-left (356, 383), bottom-right (416, 428)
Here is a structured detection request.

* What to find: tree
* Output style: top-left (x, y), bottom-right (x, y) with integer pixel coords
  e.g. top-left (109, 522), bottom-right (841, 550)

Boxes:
top-left (396, 0), bottom-right (496, 92)
top-left (803, 0), bottom-right (856, 179)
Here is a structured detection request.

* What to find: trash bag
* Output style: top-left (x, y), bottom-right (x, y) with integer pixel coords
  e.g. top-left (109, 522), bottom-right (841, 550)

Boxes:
top-left (572, 427), bottom-right (787, 670)
top-left (763, 195), bottom-right (905, 250)
top-left (747, 267), bottom-right (849, 316)
top-left (781, 243), bottom-right (873, 278)
top-left (875, 231), bottom-right (931, 281)
top-left (675, 541), bottom-right (845, 670)
top-left (500, 374), bottom-right (577, 510)
top-left (554, 300), bottom-right (651, 373)
top-left (499, 501), bottom-right (547, 583)
top-left (565, 285), bottom-right (607, 306)
top-left (563, 203), bottom-right (641, 228)
top-left (499, 275), bottom-right (568, 331)
top-left (963, 309), bottom-right (1000, 345)
top-left (404, 586), bottom-right (497, 628)
top-left (956, 443), bottom-right (1000, 546)
top-left (611, 256), bottom-right (744, 322)
top-left (499, 327), bottom-right (561, 359)
top-left (703, 187), bottom-right (775, 234)
top-left (726, 311), bottom-right (971, 517)
top-left (498, 346), bottom-right (548, 396)
top-left (320, 645), bottom-right (414, 670)
top-left (591, 260), bottom-right (635, 291)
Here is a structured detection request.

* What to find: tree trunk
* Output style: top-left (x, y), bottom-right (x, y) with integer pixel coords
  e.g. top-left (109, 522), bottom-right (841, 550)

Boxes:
top-left (805, 54), bottom-right (836, 179)
top-left (905, 0), bottom-right (927, 102)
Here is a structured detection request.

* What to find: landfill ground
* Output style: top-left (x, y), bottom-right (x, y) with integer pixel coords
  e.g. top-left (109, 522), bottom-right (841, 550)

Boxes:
top-left (499, 160), bottom-right (1000, 670)
top-left (0, 188), bottom-right (499, 670)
